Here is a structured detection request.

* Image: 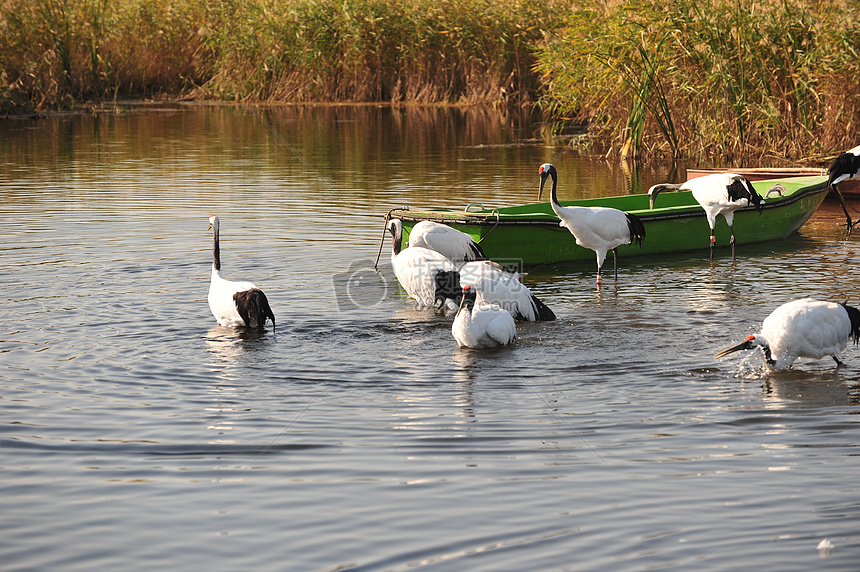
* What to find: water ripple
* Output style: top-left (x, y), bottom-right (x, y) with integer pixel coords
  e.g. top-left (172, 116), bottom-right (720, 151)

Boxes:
top-left (2, 107), bottom-right (859, 572)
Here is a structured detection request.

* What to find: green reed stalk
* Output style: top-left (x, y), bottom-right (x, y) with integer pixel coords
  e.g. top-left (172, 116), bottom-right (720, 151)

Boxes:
top-left (534, 0), bottom-right (860, 162)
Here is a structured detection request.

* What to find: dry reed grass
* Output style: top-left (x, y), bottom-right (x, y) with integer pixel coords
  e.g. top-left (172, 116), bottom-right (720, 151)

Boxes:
top-left (2, 0), bottom-right (856, 162)
top-left (534, 0), bottom-right (860, 162)
top-left (0, 0), bottom-right (561, 110)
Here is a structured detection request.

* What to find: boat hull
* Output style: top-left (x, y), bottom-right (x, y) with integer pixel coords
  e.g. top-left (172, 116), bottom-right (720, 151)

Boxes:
top-left (387, 176), bottom-right (829, 266)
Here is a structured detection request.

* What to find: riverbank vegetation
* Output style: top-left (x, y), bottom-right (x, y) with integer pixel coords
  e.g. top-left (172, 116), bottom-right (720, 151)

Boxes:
top-left (1, 0), bottom-right (858, 162)
top-left (0, 0), bottom-right (558, 108)
top-left (535, 0), bottom-right (860, 162)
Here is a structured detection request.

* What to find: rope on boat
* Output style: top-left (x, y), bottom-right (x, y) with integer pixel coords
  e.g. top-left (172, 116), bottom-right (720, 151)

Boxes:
top-left (374, 207), bottom-right (406, 270)
top-left (476, 209), bottom-right (500, 245)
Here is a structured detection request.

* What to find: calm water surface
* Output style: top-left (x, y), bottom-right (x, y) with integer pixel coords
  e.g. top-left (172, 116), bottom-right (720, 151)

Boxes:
top-left (2, 104), bottom-right (859, 571)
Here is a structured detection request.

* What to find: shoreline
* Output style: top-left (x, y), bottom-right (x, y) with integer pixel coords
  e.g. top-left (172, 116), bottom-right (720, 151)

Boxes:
top-left (0, 98), bottom-right (847, 171)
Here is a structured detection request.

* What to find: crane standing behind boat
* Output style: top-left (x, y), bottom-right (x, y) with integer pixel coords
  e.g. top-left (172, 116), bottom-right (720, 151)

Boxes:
top-left (826, 144), bottom-right (860, 189)
top-left (825, 144), bottom-right (860, 232)
top-left (647, 172), bottom-right (765, 261)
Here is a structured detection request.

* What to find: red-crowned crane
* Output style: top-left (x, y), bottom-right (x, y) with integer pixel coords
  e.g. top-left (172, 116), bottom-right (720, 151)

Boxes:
top-left (388, 219), bottom-right (463, 313)
top-left (827, 144), bottom-right (860, 189)
top-left (714, 298), bottom-right (860, 370)
top-left (647, 172), bottom-right (765, 261)
top-left (538, 163), bottom-right (645, 282)
top-left (207, 215), bottom-right (276, 331)
top-left (406, 220), bottom-right (486, 265)
top-left (459, 260), bottom-right (555, 321)
top-left (825, 144), bottom-right (860, 232)
top-left (452, 285), bottom-right (518, 349)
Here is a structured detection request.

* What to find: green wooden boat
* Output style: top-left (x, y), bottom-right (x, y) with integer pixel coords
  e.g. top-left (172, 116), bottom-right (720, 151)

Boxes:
top-left (386, 175), bottom-right (829, 266)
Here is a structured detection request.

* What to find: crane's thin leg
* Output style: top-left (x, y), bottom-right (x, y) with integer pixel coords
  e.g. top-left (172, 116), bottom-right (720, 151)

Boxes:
top-left (709, 229), bottom-right (716, 262)
top-left (596, 254), bottom-right (602, 283)
top-left (833, 356), bottom-right (845, 367)
top-left (830, 184), bottom-right (855, 234)
top-left (729, 225), bottom-right (736, 261)
top-left (613, 248), bottom-right (619, 281)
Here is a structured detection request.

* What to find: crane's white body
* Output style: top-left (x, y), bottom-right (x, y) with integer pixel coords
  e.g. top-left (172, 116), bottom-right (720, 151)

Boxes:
top-left (452, 289), bottom-right (517, 349)
top-left (458, 259), bottom-right (523, 283)
top-left (673, 172), bottom-right (761, 233)
top-left (460, 261), bottom-right (554, 321)
top-left (716, 298), bottom-right (857, 370)
top-left (209, 271), bottom-right (258, 327)
top-left (755, 299), bottom-right (853, 369)
top-left (552, 204), bottom-right (636, 273)
top-left (407, 220), bottom-right (485, 264)
top-left (389, 219), bottom-right (460, 312)
top-left (391, 246), bottom-right (459, 310)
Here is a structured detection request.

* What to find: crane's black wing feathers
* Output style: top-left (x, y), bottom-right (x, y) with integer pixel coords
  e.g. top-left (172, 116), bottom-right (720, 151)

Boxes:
top-left (234, 288), bottom-right (276, 331)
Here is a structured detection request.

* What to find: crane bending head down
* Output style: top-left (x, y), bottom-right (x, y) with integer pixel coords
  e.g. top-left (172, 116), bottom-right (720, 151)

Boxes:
top-left (715, 299), bottom-right (860, 370)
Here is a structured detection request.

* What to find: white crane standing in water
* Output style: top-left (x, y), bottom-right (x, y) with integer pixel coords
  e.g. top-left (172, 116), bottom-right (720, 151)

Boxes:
top-left (207, 215), bottom-right (276, 331)
top-left (647, 172), bottom-right (765, 261)
top-left (825, 144), bottom-right (860, 232)
top-left (714, 298), bottom-right (860, 370)
top-left (827, 144), bottom-right (860, 189)
top-left (452, 285), bottom-right (518, 349)
top-left (538, 163), bottom-right (645, 282)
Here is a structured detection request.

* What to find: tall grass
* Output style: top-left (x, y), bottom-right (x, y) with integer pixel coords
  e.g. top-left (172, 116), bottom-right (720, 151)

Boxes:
top-left (0, 0), bottom-right (208, 109)
top-left (193, 0), bottom-right (562, 105)
top-left (534, 0), bottom-right (860, 162)
top-left (2, 0), bottom-right (858, 162)
top-left (0, 0), bottom-right (562, 111)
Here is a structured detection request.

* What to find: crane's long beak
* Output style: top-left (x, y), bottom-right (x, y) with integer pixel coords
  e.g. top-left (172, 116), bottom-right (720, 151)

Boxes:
top-left (714, 336), bottom-right (755, 359)
top-left (538, 176), bottom-right (546, 201)
top-left (456, 285), bottom-right (472, 315)
top-left (456, 293), bottom-right (467, 314)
